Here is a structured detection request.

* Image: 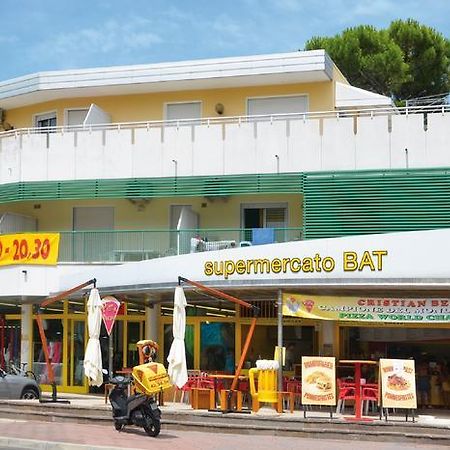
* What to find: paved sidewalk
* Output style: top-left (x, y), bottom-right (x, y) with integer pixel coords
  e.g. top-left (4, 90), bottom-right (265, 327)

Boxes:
top-left (0, 418), bottom-right (445, 450)
top-left (0, 393), bottom-right (449, 447)
top-left (39, 392), bottom-right (450, 428)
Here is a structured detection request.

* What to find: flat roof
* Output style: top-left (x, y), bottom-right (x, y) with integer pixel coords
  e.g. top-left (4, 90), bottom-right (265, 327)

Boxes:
top-left (0, 50), bottom-right (334, 109)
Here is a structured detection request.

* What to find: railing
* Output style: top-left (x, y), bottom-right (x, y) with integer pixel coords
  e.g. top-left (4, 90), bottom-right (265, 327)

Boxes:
top-left (1, 105), bottom-right (450, 185)
top-left (1, 105), bottom-right (449, 138)
top-left (57, 227), bottom-right (303, 263)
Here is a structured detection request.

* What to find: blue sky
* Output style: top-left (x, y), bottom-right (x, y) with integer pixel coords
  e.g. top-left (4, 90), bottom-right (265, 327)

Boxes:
top-left (1, 0), bottom-right (449, 81)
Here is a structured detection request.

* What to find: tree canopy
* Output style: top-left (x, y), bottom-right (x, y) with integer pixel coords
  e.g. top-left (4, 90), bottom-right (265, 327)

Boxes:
top-left (305, 19), bottom-right (450, 102)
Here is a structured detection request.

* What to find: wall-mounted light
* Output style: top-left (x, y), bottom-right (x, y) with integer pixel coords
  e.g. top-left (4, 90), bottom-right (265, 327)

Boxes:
top-left (215, 103), bottom-right (225, 115)
top-left (172, 159), bottom-right (178, 178)
top-left (275, 154), bottom-right (280, 174)
top-left (127, 198), bottom-right (151, 211)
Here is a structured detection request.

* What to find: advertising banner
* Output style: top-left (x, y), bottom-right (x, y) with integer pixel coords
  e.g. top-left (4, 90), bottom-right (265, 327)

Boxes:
top-left (283, 293), bottom-right (450, 323)
top-left (0, 233), bottom-right (60, 266)
top-left (301, 356), bottom-right (336, 406)
top-left (379, 359), bottom-right (417, 409)
top-left (101, 296), bottom-right (121, 335)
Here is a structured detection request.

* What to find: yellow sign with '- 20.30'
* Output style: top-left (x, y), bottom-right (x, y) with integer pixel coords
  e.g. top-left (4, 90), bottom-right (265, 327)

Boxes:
top-left (0, 233), bottom-right (60, 266)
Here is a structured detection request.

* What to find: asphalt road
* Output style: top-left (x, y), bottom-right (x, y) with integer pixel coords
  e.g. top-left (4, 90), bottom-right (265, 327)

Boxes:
top-left (0, 419), bottom-right (445, 450)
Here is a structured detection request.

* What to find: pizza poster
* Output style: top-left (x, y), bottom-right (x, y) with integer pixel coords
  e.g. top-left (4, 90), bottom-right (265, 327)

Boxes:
top-left (301, 356), bottom-right (336, 406)
top-left (380, 359), bottom-right (417, 409)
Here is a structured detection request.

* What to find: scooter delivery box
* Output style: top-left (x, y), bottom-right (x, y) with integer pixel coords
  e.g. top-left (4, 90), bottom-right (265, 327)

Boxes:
top-left (132, 363), bottom-right (172, 395)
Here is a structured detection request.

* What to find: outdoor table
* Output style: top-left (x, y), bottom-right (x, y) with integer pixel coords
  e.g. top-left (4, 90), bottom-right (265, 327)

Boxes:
top-left (207, 374), bottom-right (249, 410)
top-left (338, 360), bottom-right (378, 421)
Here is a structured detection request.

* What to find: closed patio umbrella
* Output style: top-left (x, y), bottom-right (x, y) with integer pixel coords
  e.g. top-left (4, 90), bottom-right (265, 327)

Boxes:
top-left (167, 286), bottom-right (188, 389)
top-left (83, 288), bottom-right (103, 387)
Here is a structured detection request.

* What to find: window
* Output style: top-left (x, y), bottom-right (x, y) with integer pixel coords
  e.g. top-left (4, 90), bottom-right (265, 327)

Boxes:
top-left (165, 102), bottom-right (202, 122)
top-left (200, 322), bottom-right (235, 372)
top-left (65, 109), bottom-right (89, 126)
top-left (247, 95), bottom-right (308, 116)
top-left (35, 112), bottom-right (57, 130)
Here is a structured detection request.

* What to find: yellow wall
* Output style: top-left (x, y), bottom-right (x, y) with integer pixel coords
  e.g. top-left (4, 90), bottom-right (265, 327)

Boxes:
top-left (0, 194), bottom-right (302, 231)
top-left (5, 82), bottom-right (334, 129)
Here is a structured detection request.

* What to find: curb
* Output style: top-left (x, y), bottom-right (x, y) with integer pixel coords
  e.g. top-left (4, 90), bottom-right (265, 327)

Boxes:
top-left (0, 402), bottom-right (450, 446)
top-left (0, 436), bottom-right (141, 450)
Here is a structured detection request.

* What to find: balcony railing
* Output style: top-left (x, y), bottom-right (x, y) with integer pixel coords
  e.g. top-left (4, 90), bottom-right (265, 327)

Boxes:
top-left (1, 105), bottom-right (450, 186)
top-left (57, 227), bottom-right (303, 263)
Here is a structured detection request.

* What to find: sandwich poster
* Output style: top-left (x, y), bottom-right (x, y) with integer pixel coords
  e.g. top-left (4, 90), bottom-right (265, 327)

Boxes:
top-left (301, 356), bottom-right (336, 406)
top-left (380, 359), bottom-right (417, 409)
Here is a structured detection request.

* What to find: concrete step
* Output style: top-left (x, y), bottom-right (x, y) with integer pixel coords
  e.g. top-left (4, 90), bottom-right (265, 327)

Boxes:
top-left (0, 400), bottom-right (449, 445)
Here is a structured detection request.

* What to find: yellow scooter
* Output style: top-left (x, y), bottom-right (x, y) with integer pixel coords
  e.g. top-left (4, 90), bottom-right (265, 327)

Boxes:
top-left (108, 340), bottom-right (171, 437)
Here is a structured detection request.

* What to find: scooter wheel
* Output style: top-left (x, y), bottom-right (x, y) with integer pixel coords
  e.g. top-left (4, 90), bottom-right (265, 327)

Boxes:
top-left (143, 416), bottom-right (160, 437)
top-left (114, 422), bottom-right (124, 431)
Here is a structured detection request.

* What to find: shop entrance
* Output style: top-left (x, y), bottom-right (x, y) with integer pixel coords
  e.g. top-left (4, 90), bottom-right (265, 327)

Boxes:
top-left (340, 324), bottom-right (450, 408)
top-left (32, 300), bottom-right (146, 394)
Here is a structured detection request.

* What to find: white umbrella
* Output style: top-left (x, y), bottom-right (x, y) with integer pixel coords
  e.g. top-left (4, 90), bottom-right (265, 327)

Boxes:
top-left (167, 286), bottom-right (188, 388)
top-left (83, 288), bottom-right (103, 387)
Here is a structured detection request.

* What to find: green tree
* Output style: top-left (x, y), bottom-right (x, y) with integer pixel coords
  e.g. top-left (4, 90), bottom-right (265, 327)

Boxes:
top-left (305, 20), bottom-right (450, 102)
top-left (389, 19), bottom-right (450, 99)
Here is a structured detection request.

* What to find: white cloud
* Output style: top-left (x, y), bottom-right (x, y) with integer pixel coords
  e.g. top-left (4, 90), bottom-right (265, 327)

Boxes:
top-left (29, 17), bottom-right (163, 67)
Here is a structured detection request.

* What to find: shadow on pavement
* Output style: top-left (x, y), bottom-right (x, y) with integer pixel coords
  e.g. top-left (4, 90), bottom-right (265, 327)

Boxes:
top-left (119, 427), bottom-right (179, 440)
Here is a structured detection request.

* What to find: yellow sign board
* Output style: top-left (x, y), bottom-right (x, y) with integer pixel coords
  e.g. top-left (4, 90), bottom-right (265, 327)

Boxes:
top-left (301, 356), bottom-right (336, 406)
top-left (379, 359), bottom-right (417, 409)
top-left (0, 233), bottom-right (60, 266)
top-left (283, 293), bottom-right (450, 323)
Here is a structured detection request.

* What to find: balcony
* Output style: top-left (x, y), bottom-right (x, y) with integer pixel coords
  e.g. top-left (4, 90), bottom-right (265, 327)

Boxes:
top-left (1, 106), bottom-right (449, 186)
top-left (57, 227), bottom-right (303, 263)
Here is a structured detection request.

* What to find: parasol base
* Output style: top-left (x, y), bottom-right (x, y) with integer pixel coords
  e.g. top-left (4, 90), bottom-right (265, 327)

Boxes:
top-left (208, 408), bottom-right (252, 414)
top-left (40, 399), bottom-right (71, 404)
top-left (344, 416), bottom-right (374, 422)
top-left (39, 383), bottom-right (71, 404)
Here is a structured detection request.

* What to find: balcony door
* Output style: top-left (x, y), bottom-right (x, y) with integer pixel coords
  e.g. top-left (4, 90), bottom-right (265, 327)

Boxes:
top-left (241, 203), bottom-right (287, 244)
top-left (72, 206), bottom-right (114, 261)
top-left (169, 205), bottom-right (199, 254)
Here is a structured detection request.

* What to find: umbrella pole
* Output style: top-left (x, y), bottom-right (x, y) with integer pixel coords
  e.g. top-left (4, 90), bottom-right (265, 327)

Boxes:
top-left (108, 331), bottom-right (113, 377)
top-left (37, 278), bottom-right (97, 404)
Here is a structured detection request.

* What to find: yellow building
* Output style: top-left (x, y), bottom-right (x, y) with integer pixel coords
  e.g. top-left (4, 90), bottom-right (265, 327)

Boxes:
top-left (1, 50), bottom-right (449, 399)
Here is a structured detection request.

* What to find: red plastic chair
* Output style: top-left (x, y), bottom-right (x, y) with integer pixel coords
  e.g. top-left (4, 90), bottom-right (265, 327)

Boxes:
top-left (286, 380), bottom-right (302, 409)
top-left (362, 386), bottom-right (379, 415)
top-left (174, 372), bottom-right (203, 403)
top-left (336, 385), bottom-right (356, 414)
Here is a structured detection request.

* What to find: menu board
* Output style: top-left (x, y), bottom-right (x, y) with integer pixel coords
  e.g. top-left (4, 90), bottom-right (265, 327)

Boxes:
top-left (301, 356), bottom-right (336, 406)
top-left (379, 359), bottom-right (417, 409)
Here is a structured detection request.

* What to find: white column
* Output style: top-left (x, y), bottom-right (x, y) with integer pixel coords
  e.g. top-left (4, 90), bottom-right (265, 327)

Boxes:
top-left (20, 304), bottom-right (33, 368)
top-left (145, 303), bottom-right (160, 342)
top-left (322, 320), bottom-right (335, 357)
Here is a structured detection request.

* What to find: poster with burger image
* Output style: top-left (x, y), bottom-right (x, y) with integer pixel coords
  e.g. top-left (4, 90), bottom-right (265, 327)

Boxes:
top-left (380, 359), bottom-right (417, 409)
top-left (301, 357), bottom-right (336, 406)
